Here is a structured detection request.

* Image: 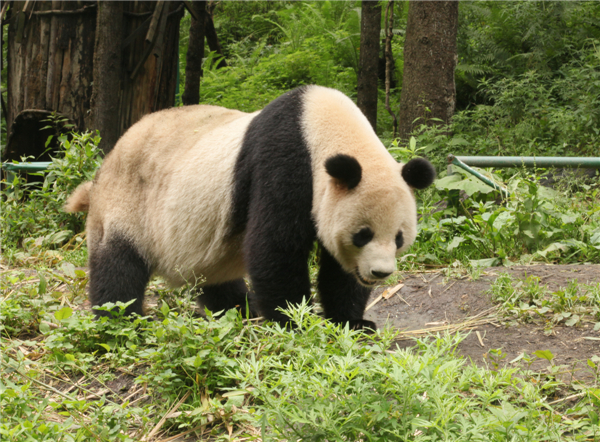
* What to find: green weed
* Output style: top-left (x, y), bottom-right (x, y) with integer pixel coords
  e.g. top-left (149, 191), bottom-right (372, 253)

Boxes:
top-left (401, 167), bottom-right (600, 269)
top-left (489, 273), bottom-right (600, 331)
top-left (1, 131), bottom-right (102, 248)
top-left (2, 265), bottom-right (600, 441)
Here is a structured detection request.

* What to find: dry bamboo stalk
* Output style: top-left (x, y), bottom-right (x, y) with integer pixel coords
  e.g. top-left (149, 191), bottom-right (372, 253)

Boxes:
top-left (382, 283), bottom-right (404, 299)
top-left (396, 293), bottom-right (410, 306)
top-left (156, 424), bottom-right (206, 442)
top-left (476, 331), bottom-right (485, 347)
top-left (143, 391), bottom-right (191, 441)
top-left (365, 294), bottom-right (383, 311)
top-left (145, 1), bottom-right (165, 44)
top-left (395, 314), bottom-right (497, 339)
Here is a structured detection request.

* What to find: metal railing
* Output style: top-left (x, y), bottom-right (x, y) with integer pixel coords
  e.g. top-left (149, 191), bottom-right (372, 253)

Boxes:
top-left (447, 155), bottom-right (600, 197)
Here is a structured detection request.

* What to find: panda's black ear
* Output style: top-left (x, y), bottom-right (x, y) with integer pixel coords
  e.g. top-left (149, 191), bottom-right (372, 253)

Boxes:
top-left (401, 157), bottom-right (436, 190)
top-left (325, 154), bottom-right (362, 190)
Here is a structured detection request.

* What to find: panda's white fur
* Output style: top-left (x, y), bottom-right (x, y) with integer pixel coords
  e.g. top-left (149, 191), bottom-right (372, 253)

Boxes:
top-left (302, 88), bottom-right (417, 284)
top-left (66, 85), bottom-right (434, 329)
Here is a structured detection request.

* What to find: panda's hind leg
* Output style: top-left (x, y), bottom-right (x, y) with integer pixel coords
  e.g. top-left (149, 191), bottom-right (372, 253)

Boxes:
top-left (317, 245), bottom-right (376, 331)
top-left (88, 233), bottom-right (151, 318)
top-left (198, 279), bottom-right (254, 317)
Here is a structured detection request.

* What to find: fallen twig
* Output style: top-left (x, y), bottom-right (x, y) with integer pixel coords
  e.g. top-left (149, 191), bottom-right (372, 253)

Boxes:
top-left (394, 307), bottom-right (499, 340)
top-left (365, 294), bottom-right (383, 311)
top-left (396, 293), bottom-right (410, 306)
top-left (548, 391), bottom-right (586, 405)
top-left (476, 331), bottom-right (485, 347)
top-left (155, 424), bottom-right (206, 442)
top-left (143, 391), bottom-right (191, 441)
top-left (382, 283), bottom-right (404, 299)
top-left (442, 281), bottom-right (457, 293)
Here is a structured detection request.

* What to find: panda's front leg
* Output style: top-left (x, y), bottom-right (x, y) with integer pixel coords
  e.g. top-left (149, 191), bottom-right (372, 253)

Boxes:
top-left (243, 228), bottom-right (314, 327)
top-left (317, 246), bottom-right (376, 331)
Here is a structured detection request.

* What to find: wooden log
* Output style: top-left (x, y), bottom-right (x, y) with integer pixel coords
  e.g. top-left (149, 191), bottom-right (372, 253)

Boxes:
top-left (145, 0), bottom-right (164, 44)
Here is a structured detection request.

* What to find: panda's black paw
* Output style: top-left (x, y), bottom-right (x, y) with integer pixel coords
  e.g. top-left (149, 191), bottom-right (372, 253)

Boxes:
top-left (346, 319), bottom-right (377, 333)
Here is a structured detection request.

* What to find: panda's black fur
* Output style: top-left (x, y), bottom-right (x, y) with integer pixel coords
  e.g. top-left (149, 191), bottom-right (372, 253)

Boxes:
top-left (65, 85), bottom-right (435, 330)
top-left (230, 88), bottom-right (317, 325)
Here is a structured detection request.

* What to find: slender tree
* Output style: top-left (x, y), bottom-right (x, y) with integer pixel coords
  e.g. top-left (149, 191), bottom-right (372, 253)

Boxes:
top-left (91, 1), bottom-right (124, 154)
top-left (206, 2), bottom-right (227, 68)
top-left (356, 0), bottom-right (381, 131)
top-left (398, 1), bottom-right (458, 139)
top-left (384, 0), bottom-right (398, 137)
top-left (182, 1), bottom-right (207, 105)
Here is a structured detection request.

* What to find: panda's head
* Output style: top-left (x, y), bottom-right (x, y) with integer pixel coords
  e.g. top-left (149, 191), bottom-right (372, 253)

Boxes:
top-left (319, 154), bottom-right (435, 286)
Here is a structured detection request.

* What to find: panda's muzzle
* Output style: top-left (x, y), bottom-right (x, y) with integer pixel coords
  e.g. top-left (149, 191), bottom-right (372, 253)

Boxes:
top-left (354, 268), bottom-right (378, 286)
top-left (355, 268), bottom-right (393, 286)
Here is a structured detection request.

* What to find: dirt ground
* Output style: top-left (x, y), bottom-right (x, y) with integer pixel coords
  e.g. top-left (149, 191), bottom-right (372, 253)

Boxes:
top-left (364, 264), bottom-right (600, 383)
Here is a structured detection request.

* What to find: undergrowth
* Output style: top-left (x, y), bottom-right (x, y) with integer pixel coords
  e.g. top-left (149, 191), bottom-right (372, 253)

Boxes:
top-left (394, 157), bottom-right (600, 270)
top-left (1, 131), bottom-right (101, 249)
top-left (2, 266), bottom-right (600, 441)
top-left (489, 273), bottom-right (600, 333)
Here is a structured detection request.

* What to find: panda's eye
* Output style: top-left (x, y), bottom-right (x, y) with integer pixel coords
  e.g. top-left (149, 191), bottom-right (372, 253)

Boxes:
top-left (352, 227), bottom-right (374, 248)
top-left (395, 231), bottom-right (404, 249)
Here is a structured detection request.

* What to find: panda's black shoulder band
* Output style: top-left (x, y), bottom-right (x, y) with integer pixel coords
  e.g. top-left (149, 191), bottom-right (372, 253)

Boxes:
top-left (401, 157), bottom-right (436, 190)
top-left (325, 154), bottom-right (362, 190)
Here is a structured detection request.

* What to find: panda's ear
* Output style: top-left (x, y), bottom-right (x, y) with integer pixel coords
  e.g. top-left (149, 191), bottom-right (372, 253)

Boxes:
top-left (401, 157), bottom-right (436, 190)
top-left (325, 154), bottom-right (362, 190)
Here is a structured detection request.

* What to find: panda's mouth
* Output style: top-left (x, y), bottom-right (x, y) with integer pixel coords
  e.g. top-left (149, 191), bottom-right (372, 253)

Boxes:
top-left (354, 268), bottom-right (377, 286)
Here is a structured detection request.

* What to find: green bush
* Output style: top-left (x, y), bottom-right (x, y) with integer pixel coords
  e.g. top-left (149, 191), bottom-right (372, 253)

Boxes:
top-left (1, 131), bottom-right (102, 248)
top-left (403, 168), bottom-right (600, 268)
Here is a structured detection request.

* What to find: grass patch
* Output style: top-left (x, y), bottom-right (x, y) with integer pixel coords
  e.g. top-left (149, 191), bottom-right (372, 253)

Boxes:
top-left (489, 273), bottom-right (600, 333)
top-left (2, 264), bottom-right (600, 441)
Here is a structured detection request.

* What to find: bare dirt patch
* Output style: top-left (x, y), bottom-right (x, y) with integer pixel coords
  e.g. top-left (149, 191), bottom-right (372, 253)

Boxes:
top-left (365, 264), bottom-right (600, 383)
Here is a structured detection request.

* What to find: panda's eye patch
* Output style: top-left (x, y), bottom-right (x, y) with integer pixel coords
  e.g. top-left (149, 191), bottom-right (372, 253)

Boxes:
top-left (352, 227), bottom-right (374, 248)
top-left (395, 231), bottom-right (404, 249)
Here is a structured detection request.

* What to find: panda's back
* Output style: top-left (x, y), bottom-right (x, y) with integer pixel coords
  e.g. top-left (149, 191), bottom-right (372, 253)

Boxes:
top-left (89, 105), bottom-right (258, 286)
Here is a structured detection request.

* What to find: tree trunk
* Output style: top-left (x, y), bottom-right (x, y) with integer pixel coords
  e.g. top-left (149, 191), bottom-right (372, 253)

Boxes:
top-left (398, 0), bottom-right (458, 140)
top-left (6, 1), bottom-right (183, 159)
top-left (119, 1), bottom-right (184, 136)
top-left (91, 1), bottom-right (124, 154)
top-left (6, 1), bottom-right (96, 138)
top-left (182, 1), bottom-right (206, 106)
top-left (356, 0), bottom-right (381, 131)
top-left (384, 0), bottom-right (398, 137)
top-left (205, 3), bottom-right (226, 69)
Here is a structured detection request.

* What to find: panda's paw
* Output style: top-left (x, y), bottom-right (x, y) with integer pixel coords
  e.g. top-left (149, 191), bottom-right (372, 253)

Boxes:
top-left (346, 319), bottom-right (377, 333)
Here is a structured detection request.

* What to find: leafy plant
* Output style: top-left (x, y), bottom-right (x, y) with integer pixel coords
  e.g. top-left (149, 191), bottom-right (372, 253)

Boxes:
top-left (1, 131), bottom-right (102, 249)
top-left (402, 162), bottom-right (600, 269)
top-left (489, 273), bottom-right (600, 330)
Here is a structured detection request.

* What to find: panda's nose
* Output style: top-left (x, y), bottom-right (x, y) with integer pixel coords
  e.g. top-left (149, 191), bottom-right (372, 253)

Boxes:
top-left (371, 270), bottom-right (392, 279)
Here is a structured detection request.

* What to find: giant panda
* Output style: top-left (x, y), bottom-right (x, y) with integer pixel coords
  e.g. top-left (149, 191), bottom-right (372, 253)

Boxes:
top-left (65, 85), bottom-right (435, 330)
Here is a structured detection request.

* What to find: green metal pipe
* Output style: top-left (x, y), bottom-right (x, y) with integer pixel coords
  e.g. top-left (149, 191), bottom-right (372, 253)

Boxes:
top-left (449, 156), bottom-right (510, 198)
top-left (451, 155), bottom-right (600, 168)
top-left (1, 162), bottom-right (52, 172)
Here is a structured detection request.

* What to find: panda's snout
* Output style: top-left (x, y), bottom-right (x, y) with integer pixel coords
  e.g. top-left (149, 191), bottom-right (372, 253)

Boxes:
top-left (371, 270), bottom-right (392, 279)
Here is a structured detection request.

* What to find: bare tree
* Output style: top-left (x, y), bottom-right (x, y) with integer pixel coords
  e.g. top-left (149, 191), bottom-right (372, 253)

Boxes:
top-left (91, 1), bottom-right (124, 154)
top-left (182, 1), bottom-right (207, 106)
top-left (398, 1), bottom-right (458, 139)
top-left (206, 2), bottom-right (227, 69)
top-left (356, 0), bottom-right (381, 131)
top-left (384, 0), bottom-right (398, 137)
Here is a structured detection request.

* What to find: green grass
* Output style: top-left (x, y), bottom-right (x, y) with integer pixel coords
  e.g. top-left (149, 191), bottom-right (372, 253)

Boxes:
top-left (2, 263), bottom-right (600, 441)
top-left (489, 273), bottom-right (600, 333)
